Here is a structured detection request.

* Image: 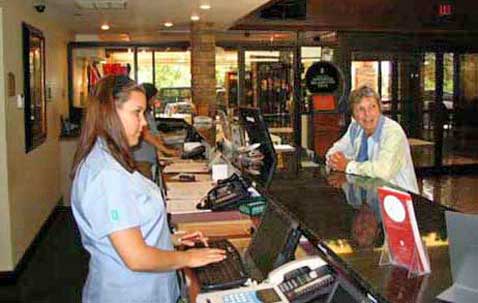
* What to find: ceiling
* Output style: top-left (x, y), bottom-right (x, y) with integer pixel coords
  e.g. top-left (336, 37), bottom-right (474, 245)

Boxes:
top-left (40, 0), bottom-right (271, 39)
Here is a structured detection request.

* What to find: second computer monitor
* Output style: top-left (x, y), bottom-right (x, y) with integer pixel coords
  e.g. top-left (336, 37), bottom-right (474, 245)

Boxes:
top-left (244, 202), bottom-right (301, 282)
top-left (238, 107), bottom-right (276, 189)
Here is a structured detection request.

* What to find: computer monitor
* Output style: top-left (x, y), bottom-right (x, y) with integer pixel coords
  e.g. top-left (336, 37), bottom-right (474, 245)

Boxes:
top-left (438, 211), bottom-right (478, 302)
top-left (238, 107), bottom-right (277, 189)
top-left (217, 110), bottom-right (232, 142)
top-left (244, 203), bottom-right (301, 282)
top-left (230, 122), bottom-right (245, 148)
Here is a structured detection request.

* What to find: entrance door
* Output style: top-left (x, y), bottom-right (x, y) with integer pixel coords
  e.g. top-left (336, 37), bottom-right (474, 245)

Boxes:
top-left (351, 55), bottom-right (398, 120)
top-left (351, 52), bottom-right (438, 168)
top-left (244, 50), bottom-right (295, 145)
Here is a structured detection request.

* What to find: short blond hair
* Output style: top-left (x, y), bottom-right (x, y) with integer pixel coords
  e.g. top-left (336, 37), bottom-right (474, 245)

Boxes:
top-left (349, 86), bottom-right (381, 113)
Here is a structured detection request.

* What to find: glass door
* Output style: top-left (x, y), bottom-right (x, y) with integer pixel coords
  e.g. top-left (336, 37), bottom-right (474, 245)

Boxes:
top-left (418, 51), bottom-right (478, 167)
top-left (454, 54), bottom-right (478, 165)
top-left (244, 50), bottom-right (294, 145)
top-left (351, 52), bottom-right (440, 169)
top-left (351, 60), bottom-right (394, 116)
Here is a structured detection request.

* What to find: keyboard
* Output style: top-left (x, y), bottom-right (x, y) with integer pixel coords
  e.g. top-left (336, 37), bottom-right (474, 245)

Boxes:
top-left (193, 239), bottom-right (249, 291)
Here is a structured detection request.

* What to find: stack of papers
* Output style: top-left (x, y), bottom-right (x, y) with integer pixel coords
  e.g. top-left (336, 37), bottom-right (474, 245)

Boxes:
top-left (166, 181), bottom-right (215, 214)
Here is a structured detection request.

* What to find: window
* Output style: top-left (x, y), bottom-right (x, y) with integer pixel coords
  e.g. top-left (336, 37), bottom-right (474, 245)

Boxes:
top-left (154, 50), bottom-right (191, 89)
top-left (215, 47), bottom-right (238, 108)
top-left (137, 48), bottom-right (153, 84)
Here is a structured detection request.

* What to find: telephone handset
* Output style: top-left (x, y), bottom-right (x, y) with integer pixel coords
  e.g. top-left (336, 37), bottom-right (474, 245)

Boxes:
top-left (268, 255), bottom-right (327, 284)
top-left (196, 256), bottom-right (336, 303)
top-left (197, 173), bottom-right (251, 211)
top-left (267, 256), bottom-right (335, 303)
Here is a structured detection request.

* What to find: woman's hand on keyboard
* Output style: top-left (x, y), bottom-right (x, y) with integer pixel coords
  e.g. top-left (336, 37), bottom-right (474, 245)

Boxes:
top-left (184, 248), bottom-right (227, 268)
top-left (174, 231), bottom-right (209, 248)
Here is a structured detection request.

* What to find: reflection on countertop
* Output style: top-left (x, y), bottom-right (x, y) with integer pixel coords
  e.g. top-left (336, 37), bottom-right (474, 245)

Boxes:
top-left (419, 174), bottom-right (478, 214)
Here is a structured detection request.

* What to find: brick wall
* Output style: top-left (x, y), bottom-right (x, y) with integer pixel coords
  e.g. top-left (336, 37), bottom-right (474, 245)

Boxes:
top-left (191, 22), bottom-right (216, 117)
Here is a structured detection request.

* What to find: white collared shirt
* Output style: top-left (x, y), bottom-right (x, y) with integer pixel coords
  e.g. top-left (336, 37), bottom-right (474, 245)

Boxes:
top-left (326, 115), bottom-right (419, 194)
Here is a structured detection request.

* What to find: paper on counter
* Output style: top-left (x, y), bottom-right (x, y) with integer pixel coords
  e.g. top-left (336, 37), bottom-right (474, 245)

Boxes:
top-left (166, 198), bottom-right (211, 214)
top-left (166, 181), bottom-right (215, 214)
top-left (163, 161), bottom-right (210, 174)
top-left (166, 181), bottom-right (215, 200)
top-left (169, 173), bottom-right (211, 182)
top-left (274, 144), bottom-right (295, 152)
top-left (212, 164), bottom-right (229, 181)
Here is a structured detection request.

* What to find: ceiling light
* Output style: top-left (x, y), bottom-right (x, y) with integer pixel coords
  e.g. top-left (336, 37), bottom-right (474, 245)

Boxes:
top-left (190, 15), bottom-right (200, 21)
top-left (200, 4), bottom-right (211, 10)
top-left (101, 23), bottom-right (110, 30)
top-left (75, 0), bottom-right (128, 10)
top-left (164, 21), bottom-right (173, 27)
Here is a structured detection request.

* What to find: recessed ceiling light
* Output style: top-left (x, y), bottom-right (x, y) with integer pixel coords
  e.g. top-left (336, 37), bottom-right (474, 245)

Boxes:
top-left (190, 15), bottom-right (200, 21)
top-left (164, 21), bottom-right (173, 27)
top-left (101, 23), bottom-right (110, 30)
top-left (200, 4), bottom-right (211, 10)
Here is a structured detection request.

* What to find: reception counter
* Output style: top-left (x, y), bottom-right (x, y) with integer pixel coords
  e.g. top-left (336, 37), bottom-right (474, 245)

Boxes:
top-left (161, 119), bottom-right (455, 302)
top-left (262, 167), bottom-right (452, 303)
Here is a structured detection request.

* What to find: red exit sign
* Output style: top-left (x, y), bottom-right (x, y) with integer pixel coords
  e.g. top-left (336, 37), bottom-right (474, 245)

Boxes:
top-left (438, 3), bottom-right (453, 17)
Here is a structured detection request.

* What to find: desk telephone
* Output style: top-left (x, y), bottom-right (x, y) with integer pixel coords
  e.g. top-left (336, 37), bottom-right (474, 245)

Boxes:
top-left (196, 255), bottom-right (336, 303)
top-left (197, 173), bottom-right (251, 211)
top-left (181, 145), bottom-right (206, 159)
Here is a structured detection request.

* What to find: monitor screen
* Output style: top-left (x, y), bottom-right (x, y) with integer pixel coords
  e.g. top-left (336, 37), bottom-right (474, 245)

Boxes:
top-left (217, 110), bottom-right (232, 142)
top-left (238, 107), bottom-right (276, 189)
top-left (245, 203), bottom-right (300, 281)
top-left (438, 211), bottom-right (478, 302)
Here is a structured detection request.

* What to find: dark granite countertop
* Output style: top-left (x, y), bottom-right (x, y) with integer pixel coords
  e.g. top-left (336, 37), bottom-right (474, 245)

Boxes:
top-left (264, 167), bottom-right (453, 303)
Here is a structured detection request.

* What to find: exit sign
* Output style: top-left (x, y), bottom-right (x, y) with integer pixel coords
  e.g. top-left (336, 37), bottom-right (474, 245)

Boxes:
top-left (438, 3), bottom-right (453, 17)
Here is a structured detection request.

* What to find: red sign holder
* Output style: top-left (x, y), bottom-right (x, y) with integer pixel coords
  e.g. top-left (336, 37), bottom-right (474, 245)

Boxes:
top-left (378, 186), bottom-right (431, 277)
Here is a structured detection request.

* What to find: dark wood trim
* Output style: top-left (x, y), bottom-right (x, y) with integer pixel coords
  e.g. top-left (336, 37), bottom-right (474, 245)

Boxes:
top-left (68, 41), bottom-right (190, 49)
top-left (391, 58), bottom-right (399, 121)
top-left (231, 22), bottom-right (478, 34)
top-left (152, 50), bottom-right (156, 86)
top-left (237, 48), bottom-right (245, 107)
top-left (434, 52), bottom-right (444, 167)
top-left (453, 52), bottom-right (460, 109)
top-left (22, 22), bottom-right (47, 153)
top-left (133, 47), bottom-right (138, 81)
top-left (378, 60), bottom-right (382, 97)
top-left (293, 32), bottom-right (302, 172)
top-left (416, 164), bottom-right (478, 176)
top-left (0, 201), bottom-right (66, 285)
top-left (217, 41), bottom-right (320, 50)
top-left (67, 43), bottom-right (83, 124)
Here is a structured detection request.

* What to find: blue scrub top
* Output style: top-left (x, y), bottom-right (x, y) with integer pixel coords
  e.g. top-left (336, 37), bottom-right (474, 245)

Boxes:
top-left (133, 111), bottom-right (159, 164)
top-left (71, 139), bottom-right (180, 303)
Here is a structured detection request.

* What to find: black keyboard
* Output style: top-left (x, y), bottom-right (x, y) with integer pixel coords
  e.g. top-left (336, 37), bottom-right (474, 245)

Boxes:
top-left (193, 239), bottom-right (249, 291)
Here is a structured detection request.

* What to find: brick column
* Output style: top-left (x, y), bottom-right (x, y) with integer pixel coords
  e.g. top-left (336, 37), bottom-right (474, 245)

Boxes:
top-left (190, 22), bottom-right (216, 117)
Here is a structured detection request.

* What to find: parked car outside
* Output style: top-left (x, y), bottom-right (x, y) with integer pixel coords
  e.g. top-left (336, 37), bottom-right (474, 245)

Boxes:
top-left (154, 87), bottom-right (226, 116)
top-left (159, 101), bottom-right (195, 124)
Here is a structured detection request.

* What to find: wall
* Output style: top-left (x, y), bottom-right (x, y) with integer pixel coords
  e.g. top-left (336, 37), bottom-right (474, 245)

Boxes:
top-left (0, 1), bottom-right (71, 270)
top-left (0, 6), bottom-right (13, 272)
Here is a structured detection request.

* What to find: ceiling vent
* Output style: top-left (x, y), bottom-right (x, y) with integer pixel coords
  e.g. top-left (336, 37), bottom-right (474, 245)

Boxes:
top-left (74, 0), bottom-right (127, 10)
top-left (259, 0), bottom-right (306, 20)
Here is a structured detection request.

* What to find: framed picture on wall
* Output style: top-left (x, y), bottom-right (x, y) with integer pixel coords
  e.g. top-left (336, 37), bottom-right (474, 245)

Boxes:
top-left (22, 22), bottom-right (47, 152)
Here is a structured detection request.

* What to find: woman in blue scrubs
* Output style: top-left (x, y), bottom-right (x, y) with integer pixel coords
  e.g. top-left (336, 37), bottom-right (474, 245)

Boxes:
top-left (70, 75), bottom-right (225, 303)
